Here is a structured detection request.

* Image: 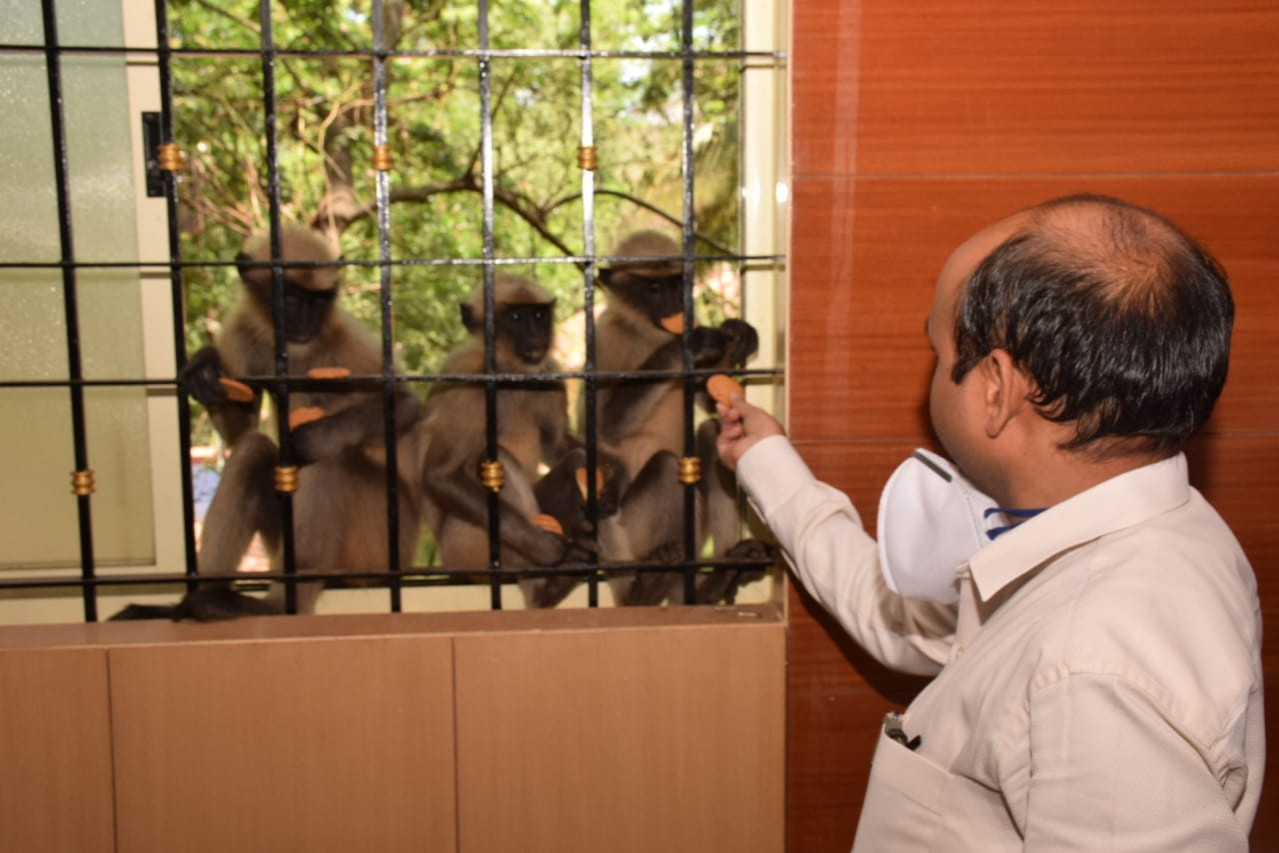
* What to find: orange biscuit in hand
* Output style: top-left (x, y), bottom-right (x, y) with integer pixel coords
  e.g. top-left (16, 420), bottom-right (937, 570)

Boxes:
top-left (707, 374), bottom-right (744, 406)
top-left (659, 313), bottom-right (685, 335)
top-left (307, 366), bottom-right (351, 380)
top-left (218, 377), bottom-right (254, 403)
top-left (530, 513), bottom-right (564, 536)
top-left (289, 406), bottom-right (326, 430)
top-left (574, 467), bottom-right (605, 501)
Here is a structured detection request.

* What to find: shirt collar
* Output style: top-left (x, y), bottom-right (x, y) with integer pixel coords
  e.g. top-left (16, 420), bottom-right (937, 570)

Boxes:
top-left (967, 453), bottom-right (1191, 602)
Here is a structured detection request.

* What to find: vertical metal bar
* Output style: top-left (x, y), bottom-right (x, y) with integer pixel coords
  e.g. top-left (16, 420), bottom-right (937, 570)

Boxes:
top-left (478, 0), bottom-right (502, 610)
top-left (679, 0), bottom-right (698, 604)
top-left (371, 0), bottom-right (404, 613)
top-left (258, 0), bottom-right (298, 614)
top-left (579, 0), bottom-right (600, 608)
top-left (40, 0), bottom-right (98, 622)
top-left (153, 0), bottom-right (200, 588)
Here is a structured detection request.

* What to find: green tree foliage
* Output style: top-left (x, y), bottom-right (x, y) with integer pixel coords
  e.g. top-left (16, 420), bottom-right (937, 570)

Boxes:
top-left (166, 0), bottom-right (743, 415)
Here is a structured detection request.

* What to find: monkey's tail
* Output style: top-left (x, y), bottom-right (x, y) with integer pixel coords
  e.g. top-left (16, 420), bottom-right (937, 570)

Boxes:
top-left (108, 603), bottom-right (180, 621)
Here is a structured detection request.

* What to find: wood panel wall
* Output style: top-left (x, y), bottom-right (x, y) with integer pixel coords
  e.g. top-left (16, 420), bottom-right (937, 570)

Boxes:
top-left (784, 1), bottom-right (1279, 850)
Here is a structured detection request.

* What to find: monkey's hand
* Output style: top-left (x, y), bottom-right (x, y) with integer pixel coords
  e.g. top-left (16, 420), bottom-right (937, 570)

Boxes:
top-left (696, 538), bottom-right (777, 605)
top-left (687, 319), bottom-right (760, 370)
top-left (179, 346), bottom-right (230, 406)
top-left (561, 534), bottom-right (601, 565)
top-left (288, 397), bottom-right (412, 467)
top-left (288, 416), bottom-right (333, 467)
top-left (687, 325), bottom-right (729, 368)
top-left (718, 318), bottom-right (760, 367)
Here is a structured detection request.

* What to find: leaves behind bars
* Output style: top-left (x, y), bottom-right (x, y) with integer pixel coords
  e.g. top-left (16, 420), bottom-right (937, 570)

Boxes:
top-left (169, 0), bottom-right (743, 404)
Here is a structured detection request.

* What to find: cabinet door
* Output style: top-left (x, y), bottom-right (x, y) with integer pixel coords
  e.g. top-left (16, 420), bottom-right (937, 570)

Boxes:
top-left (454, 621), bottom-right (785, 853)
top-left (0, 647), bottom-right (115, 853)
top-left (110, 634), bottom-right (457, 853)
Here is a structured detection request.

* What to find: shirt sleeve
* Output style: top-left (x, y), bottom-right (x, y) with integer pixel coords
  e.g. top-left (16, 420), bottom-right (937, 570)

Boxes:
top-left (1024, 672), bottom-right (1251, 852)
top-left (736, 435), bottom-right (954, 675)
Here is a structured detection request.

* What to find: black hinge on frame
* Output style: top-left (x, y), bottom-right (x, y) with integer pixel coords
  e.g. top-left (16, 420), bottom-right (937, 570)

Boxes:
top-left (141, 111), bottom-right (165, 197)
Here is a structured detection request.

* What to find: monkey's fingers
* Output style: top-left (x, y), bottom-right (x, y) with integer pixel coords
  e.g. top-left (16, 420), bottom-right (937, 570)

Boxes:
top-left (530, 513), bottom-right (564, 536)
top-left (218, 377), bottom-right (255, 403)
top-left (562, 536), bottom-right (601, 563)
top-left (707, 374), bottom-right (745, 406)
top-left (659, 313), bottom-right (685, 335)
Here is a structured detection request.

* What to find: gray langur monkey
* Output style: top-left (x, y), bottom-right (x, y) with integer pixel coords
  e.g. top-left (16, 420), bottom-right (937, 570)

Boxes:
top-left (413, 275), bottom-right (599, 608)
top-left (592, 229), bottom-right (772, 606)
top-left (113, 225), bottom-right (422, 620)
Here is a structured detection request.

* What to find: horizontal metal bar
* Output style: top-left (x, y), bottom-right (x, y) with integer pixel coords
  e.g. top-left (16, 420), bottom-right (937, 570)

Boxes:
top-left (0, 253), bottom-right (786, 272)
top-left (0, 365), bottom-right (783, 392)
top-left (0, 41), bottom-right (785, 62)
top-left (0, 555), bottom-right (774, 592)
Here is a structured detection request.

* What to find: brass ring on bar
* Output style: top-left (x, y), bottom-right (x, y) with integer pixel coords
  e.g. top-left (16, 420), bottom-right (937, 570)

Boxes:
top-left (577, 145), bottom-right (597, 171)
top-left (678, 456), bottom-right (701, 485)
top-left (157, 143), bottom-right (183, 172)
top-left (70, 469), bottom-right (95, 496)
top-left (372, 145), bottom-right (393, 171)
top-left (480, 460), bottom-right (505, 493)
top-left (274, 465), bottom-right (300, 494)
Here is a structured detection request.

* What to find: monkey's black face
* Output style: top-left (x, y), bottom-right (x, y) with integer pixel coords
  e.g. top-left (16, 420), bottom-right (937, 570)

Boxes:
top-left (245, 277), bottom-right (337, 343)
top-left (497, 302), bottom-right (555, 364)
top-left (601, 270), bottom-right (686, 332)
top-left (282, 285), bottom-right (337, 343)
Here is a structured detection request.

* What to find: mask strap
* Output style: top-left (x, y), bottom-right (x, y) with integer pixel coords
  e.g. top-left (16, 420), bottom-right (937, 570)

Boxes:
top-left (983, 506), bottom-right (1045, 540)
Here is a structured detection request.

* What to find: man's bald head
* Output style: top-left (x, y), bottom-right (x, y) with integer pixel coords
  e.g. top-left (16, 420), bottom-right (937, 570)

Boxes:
top-left (949, 193), bottom-right (1233, 456)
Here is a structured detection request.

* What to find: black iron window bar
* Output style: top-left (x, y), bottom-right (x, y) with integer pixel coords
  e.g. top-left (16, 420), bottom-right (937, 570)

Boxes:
top-left (0, 0), bottom-right (786, 620)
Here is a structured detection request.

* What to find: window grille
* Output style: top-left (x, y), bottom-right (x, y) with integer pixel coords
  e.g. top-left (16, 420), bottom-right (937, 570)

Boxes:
top-left (0, 0), bottom-right (787, 622)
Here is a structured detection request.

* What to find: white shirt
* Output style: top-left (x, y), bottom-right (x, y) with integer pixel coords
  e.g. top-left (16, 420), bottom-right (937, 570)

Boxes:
top-left (737, 436), bottom-right (1265, 851)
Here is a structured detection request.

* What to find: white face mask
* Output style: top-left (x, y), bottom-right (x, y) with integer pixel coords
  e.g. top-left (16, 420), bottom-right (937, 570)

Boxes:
top-left (875, 449), bottom-right (999, 604)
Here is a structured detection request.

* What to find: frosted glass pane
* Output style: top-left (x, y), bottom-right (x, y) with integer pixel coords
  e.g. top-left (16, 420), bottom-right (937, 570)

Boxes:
top-left (0, 0), bottom-right (156, 569)
top-left (59, 0), bottom-right (127, 48)
top-left (0, 0), bottom-right (42, 43)
top-left (0, 0), bottom-right (126, 46)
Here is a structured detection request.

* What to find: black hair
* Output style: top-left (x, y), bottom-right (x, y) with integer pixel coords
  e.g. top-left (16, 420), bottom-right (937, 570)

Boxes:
top-left (951, 194), bottom-right (1233, 455)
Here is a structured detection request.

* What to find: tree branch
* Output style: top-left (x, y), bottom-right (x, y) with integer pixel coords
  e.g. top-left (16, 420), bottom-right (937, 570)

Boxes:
top-left (548, 189), bottom-right (735, 256)
top-left (189, 0), bottom-right (257, 35)
top-left (339, 176), bottom-right (576, 260)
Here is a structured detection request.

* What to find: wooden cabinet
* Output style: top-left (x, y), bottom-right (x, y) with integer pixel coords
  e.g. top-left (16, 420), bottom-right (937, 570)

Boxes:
top-left (0, 606), bottom-right (784, 853)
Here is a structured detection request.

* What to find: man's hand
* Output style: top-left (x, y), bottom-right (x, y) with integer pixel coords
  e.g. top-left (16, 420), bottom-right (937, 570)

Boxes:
top-left (715, 394), bottom-right (785, 471)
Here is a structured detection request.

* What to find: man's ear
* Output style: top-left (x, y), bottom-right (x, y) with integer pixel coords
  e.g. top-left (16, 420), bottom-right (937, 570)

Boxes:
top-left (982, 349), bottom-right (1033, 438)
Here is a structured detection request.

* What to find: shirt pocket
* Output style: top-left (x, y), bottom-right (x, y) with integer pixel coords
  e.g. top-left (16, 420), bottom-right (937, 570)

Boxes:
top-left (852, 724), bottom-right (952, 852)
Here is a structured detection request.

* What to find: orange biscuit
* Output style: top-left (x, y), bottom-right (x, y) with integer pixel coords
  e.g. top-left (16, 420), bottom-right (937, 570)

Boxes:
top-left (707, 373), bottom-right (744, 406)
top-left (288, 406), bottom-right (326, 430)
top-left (659, 313), bottom-right (685, 335)
top-left (530, 513), bottom-right (564, 536)
top-left (574, 467), bottom-right (605, 501)
top-left (307, 366), bottom-right (351, 379)
top-left (218, 377), bottom-right (255, 403)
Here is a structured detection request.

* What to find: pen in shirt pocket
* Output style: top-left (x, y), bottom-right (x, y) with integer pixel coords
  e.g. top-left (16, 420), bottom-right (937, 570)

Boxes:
top-left (884, 711), bottom-right (922, 751)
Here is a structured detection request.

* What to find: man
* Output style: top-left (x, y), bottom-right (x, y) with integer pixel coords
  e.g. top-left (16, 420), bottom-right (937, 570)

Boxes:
top-left (717, 194), bottom-right (1264, 850)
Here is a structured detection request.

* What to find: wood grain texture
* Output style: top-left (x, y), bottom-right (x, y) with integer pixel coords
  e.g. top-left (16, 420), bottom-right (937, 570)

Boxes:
top-left (794, 0), bottom-right (1279, 177)
top-left (454, 621), bottom-right (786, 853)
top-left (110, 635), bottom-right (457, 853)
top-left (787, 1), bottom-right (1279, 849)
top-left (0, 647), bottom-right (114, 853)
top-left (789, 175), bottom-right (1279, 442)
top-left (790, 0), bottom-right (863, 176)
